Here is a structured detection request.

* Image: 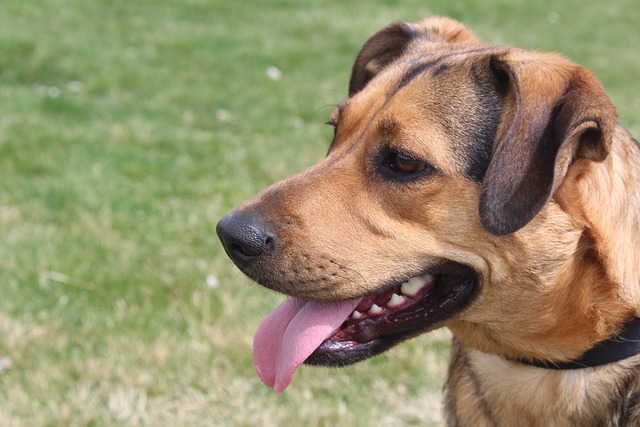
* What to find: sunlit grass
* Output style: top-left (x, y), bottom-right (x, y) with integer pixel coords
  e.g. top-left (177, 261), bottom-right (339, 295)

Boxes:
top-left (0, 0), bottom-right (638, 425)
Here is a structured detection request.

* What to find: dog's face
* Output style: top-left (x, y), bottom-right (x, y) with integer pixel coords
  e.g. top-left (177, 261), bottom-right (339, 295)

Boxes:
top-left (217, 18), bottom-right (625, 391)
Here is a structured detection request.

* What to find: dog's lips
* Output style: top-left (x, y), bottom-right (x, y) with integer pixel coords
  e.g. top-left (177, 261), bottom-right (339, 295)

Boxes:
top-left (305, 263), bottom-right (479, 368)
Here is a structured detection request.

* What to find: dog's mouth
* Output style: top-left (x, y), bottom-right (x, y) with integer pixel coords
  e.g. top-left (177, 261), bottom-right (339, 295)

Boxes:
top-left (307, 262), bottom-right (479, 365)
top-left (253, 261), bottom-right (479, 393)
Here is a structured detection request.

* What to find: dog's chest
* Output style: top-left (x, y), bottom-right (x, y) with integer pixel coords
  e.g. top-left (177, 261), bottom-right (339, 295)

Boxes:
top-left (460, 349), bottom-right (639, 426)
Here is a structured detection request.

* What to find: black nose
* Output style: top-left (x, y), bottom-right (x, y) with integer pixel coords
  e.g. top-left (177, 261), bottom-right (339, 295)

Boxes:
top-left (216, 211), bottom-right (276, 267)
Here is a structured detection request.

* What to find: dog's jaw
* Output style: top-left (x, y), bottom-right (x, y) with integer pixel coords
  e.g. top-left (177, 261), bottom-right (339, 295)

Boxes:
top-left (305, 262), bottom-right (480, 367)
top-left (250, 261), bottom-right (480, 393)
top-left (253, 262), bottom-right (479, 393)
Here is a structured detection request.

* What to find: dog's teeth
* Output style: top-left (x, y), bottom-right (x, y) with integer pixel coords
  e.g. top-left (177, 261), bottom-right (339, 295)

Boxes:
top-left (351, 310), bottom-right (364, 319)
top-left (368, 304), bottom-right (383, 316)
top-left (388, 293), bottom-right (405, 308)
top-left (401, 276), bottom-right (426, 296)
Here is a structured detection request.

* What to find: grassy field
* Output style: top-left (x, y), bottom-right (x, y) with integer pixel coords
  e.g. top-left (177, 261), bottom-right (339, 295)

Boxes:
top-left (0, 0), bottom-right (638, 425)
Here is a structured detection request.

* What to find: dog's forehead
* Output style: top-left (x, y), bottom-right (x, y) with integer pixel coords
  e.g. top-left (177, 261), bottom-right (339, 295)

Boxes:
top-left (331, 49), bottom-right (503, 181)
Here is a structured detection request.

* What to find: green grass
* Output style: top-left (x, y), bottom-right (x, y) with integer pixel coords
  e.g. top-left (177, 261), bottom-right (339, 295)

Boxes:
top-left (0, 0), bottom-right (638, 425)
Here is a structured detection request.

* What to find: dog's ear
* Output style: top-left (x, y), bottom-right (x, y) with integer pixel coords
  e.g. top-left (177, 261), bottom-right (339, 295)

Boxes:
top-left (348, 17), bottom-right (479, 96)
top-left (479, 53), bottom-right (617, 236)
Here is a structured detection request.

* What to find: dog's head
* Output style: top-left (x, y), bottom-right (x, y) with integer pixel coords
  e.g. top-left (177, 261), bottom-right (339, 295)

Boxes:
top-left (217, 17), bottom-right (627, 392)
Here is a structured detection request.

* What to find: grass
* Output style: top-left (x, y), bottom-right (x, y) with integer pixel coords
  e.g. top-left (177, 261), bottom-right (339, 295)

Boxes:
top-left (0, 0), bottom-right (638, 425)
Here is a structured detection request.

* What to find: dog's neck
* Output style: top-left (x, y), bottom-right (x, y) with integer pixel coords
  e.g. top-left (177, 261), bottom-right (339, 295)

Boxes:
top-left (520, 316), bottom-right (640, 369)
top-left (558, 125), bottom-right (640, 310)
top-left (453, 127), bottom-right (640, 366)
top-left (520, 126), bottom-right (640, 367)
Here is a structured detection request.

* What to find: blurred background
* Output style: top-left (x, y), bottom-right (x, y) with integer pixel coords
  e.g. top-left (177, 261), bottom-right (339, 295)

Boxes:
top-left (0, 0), bottom-right (638, 425)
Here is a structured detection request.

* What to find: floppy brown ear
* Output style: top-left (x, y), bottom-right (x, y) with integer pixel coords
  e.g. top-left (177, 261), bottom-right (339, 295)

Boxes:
top-left (349, 17), bottom-right (480, 96)
top-left (479, 53), bottom-right (617, 236)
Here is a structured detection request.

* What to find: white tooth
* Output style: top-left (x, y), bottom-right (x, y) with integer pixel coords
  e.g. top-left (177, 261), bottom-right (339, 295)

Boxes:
top-left (368, 304), bottom-right (383, 315)
top-left (351, 310), bottom-right (363, 319)
top-left (401, 276), bottom-right (425, 296)
top-left (388, 293), bottom-right (405, 308)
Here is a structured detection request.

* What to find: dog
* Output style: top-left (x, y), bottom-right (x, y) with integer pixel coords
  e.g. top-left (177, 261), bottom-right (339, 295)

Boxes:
top-left (217, 17), bottom-right (640, 425)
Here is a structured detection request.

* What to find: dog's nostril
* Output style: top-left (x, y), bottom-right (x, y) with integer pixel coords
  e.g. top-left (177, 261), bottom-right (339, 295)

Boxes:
top-left (230, 242), bottom-right (252, 258)
top-left (235, 231), bottom-right (273, 257)
top-left (265, 236), bottom-right (275, 251)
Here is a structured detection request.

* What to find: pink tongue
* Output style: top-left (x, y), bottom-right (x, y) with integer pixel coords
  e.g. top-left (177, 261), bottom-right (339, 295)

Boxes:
top-left (253, 297), bottom-right (360, 394)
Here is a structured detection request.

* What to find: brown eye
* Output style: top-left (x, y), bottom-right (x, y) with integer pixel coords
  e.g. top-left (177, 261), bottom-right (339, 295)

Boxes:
top-left (385, 152), bottom-right (427, 174)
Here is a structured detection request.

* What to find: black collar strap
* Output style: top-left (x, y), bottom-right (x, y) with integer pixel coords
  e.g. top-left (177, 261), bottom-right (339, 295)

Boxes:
top-left (521, 317), bottom-right (640, 370)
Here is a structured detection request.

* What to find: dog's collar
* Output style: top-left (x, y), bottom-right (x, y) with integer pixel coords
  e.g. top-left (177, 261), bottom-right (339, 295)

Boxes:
top-left (520, 317), bottom-right (640, 370)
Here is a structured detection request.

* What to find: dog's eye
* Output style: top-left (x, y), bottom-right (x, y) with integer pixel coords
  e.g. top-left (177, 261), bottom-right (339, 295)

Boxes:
top-left (383, 151), bottom-right (428, 174)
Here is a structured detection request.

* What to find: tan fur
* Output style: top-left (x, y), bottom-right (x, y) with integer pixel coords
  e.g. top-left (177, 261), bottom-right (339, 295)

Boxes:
top-left (221, 17), bottom-right (640, 424)
top-left (446, 340), bottom-right (640, 426)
